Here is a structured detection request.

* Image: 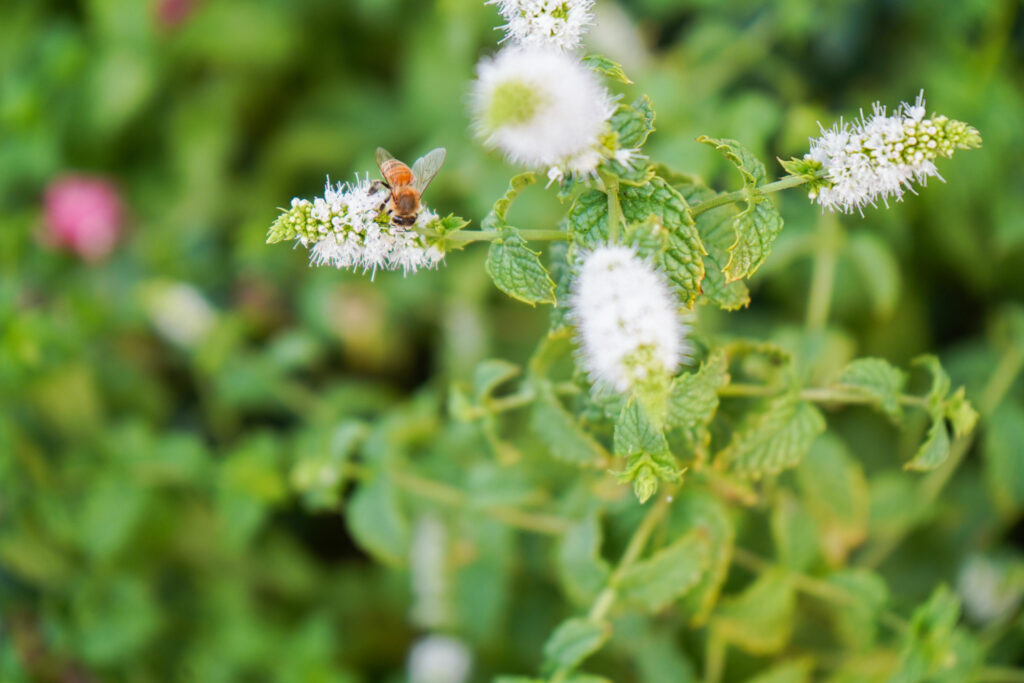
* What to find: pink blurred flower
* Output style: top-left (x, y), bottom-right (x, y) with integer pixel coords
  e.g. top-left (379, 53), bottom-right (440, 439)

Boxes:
top-left (156, 0), bottom-right (198, 28)
top-left (43, 175), bottom-right (124, 261)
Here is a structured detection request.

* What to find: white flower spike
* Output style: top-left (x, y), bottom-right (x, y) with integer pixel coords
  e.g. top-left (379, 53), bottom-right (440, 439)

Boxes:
top-left (571, 246), bottom-right (690, 394)
top-left (806, 91), bottom-right (981, 214)
top-left (270, 176), bottom-right (445, 276)
top-left (489, 0), bottom-right (596, 52)
top-left (471, 46), bottom-right (616, 172)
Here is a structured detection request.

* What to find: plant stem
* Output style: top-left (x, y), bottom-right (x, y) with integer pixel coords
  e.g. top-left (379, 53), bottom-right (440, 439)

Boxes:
top-left (805, 213), bottom-right (841, 332)
top-left (414, 227), bottom-right (568, 244)
top-left (859, 343), bottom-right (1024, 569)
top-left (600, 172), bottom-right (624, 243)
top-left (690, 174), bottom-right (811, 217)
top-left (344, 463), bottom-right (571, 536)
top-left (718, 382), bottom-right (928, 408)
top-left (731, 547), bottom-right (907, 632)
top-left (549, 489), bottom-right (676, 683)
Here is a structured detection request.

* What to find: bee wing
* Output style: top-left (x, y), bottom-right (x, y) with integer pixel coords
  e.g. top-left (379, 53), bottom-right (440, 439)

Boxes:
top-left (411, 148), bottom-right (446, 194)
top-left (375, 147), bottom-right (396, 180)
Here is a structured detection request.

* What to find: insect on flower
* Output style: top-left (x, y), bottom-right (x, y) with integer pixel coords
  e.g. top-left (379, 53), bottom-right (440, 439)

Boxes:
top-left (373, 147), bottom-right (446, 228)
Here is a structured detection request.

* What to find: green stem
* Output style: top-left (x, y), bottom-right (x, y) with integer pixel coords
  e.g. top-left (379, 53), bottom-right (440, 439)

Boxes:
top-left (414, 227), bottom-right (568, 244)
top-left (690, 174), bottom-right (812, 217)
top-left (345, 464), bottom-right (571, 536)
top-left (731, 547), bottom-right (907, 632)
top-left (806, 213), bottom-right (841, 332)
top-left (600, 172), bottom-right (624, 244)
top-left (549, 489), bottom-right (676, 683)
top-left (704, 631), bottom-right (726, 683)
top-left (718, 382), bottom-right (928, 408)
top-left (859, 344), bottom-right (1024, 569)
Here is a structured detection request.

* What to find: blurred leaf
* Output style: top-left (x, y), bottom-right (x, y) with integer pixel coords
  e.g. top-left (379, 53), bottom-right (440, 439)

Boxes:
top-left (346, 472), bottom-right (409, 566)
top-left (473, 359), bottom-right (520, 403)
top-left (905, 417), bottom-right (951, 472)
top-left (771, 492), bottom-right (819, 572)
top-left (531, 380), bottom-right (608, 466)
top-left (487, 172), bottom-right (537, 227)
top-left (983, 400), bottom-right (1024, 517)
top-left (667, 350), bottom-right (729, 436)
top-left (618, 529), bottom-right (710, 611)
top-left (891, 586), bottom-right (978, 683)
top-left (671, 489), bottom-right (735, 625)
top-left (847, 232), bottom-right (901, 319)
top-left (712, 570), bottom-right (796, 655)
top-left (744, 658), bottom-right (814, 683)
top-left (796, 435), bottom-right (869, 565)
top-left (485, 235), bottom-right (556, 306)
top-left (826, 569), bottom-right (889, 651)
top-left (558, 513), bottom-right (611, 606)
top-left (542, 617), bottom-right (611, 675)
top-left (716, 396), bottom-right (825, 478)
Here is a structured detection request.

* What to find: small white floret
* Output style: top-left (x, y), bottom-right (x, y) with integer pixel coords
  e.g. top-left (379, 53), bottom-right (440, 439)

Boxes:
top-left (570, 246), bottom-right (689, 393)
top-left (472, 47), bottom-right (615, 170)
top-left (489, 0), bottom-right (595, 51)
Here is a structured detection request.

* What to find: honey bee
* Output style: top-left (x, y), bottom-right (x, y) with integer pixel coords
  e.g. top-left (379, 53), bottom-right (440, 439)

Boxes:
top-left (373, 147), bottom-right (446, 228)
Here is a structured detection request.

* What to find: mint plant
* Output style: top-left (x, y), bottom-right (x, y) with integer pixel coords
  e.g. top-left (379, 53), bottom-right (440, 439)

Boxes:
top-left (262, 2), bottom-right (1013, 681)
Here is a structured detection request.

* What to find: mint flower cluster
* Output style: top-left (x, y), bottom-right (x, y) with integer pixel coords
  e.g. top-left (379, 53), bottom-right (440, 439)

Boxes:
top-left (806, 92), bottom-right (982, 214)
top-left (267, 177), bottom-right (445, 276)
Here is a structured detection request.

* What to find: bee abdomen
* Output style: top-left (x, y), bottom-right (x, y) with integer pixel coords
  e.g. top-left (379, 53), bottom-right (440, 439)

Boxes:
top-left (380, 159), bottom-right (414, 187)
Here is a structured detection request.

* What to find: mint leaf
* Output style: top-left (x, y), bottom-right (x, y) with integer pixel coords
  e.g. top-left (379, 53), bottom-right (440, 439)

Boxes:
top-left (712, 570), bottom-right (796, 655)
top-left (487, 172), bottom-right (537, 228)
top-left (669, 490), bottom-right (735, 625)
top-left (669, 172), bottom-right (750, 310)
top-left (531, 380), bottom-right (609, 466)
top-left (838, 357), bottom-right (908, 420)
top-left (557, 513), bottom-right (611, 606)
top-left (617, 529), bottom-right (710, 612)
top-left (610, 96), bottom-right (655, 149)
top-left (614, 400), bottom-right (681, 502)
top-left (542, 617), bottom-right (611, 675)
top-left (620, 177), bottom-right (706, 306)
top-left (905, 417), bottom-right (951, 472)
top-left (582, 54), bottom-right (633, 84)
top-left (983, 401), bottom-right (1024, 516)
top-left (716, 396), bottom-right (826, 478)
top-left (726, 196), bottom-right (783, 281)
top-left (796, 435), bottom-right (869, 566)
top-left (667, 351), bottom-right (729, 433)
top-left (485, 235), bottom-right (556, 306)
top-left (698, 135), bottom-right (767, 186)
top-left (346, 472), bottom-right (408, 566)
top-left (826, 568), bottom-right (889, 651)
top-left (473, 359), bottom-right (521, 404)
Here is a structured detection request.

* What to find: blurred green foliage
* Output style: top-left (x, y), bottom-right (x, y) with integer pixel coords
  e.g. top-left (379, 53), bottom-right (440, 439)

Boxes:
top-left (2, 0), bottom-right (1024, 681)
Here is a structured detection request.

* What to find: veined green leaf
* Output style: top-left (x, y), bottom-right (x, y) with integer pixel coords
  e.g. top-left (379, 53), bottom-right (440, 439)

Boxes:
top-left (724, 196), bottom-right (784, 281)
top-left (542, 617), bottom-right (611, 675)
top-left (838, 358), bottom-right (908, 421)
top-left (716, 396), bottom-right (825, 478)
top-left (610, 96), bottom-right (655, 149)
top-left (667, 351), bottom-right (729, 433)
top-left (566, 190), bottom-right (610, 253)
top-left (698, 135), bottom-right (767, 186)
top-left (670, 173), bottom-right (750, 310)
top-left (617, 529), bottom-right (711, 612)
top-left (620, 177), bottom-right (706, 306)
top-left (485, 235), bottom-right (556, 306)
top-left (614, 401), bottom-right (681, 502)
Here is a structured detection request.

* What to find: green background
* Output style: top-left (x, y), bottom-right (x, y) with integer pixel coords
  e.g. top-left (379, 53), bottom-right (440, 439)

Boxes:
top-left (2, 0), bottom-right (1023, 680)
